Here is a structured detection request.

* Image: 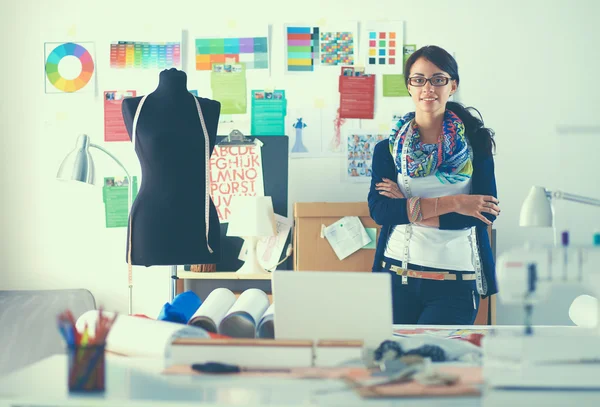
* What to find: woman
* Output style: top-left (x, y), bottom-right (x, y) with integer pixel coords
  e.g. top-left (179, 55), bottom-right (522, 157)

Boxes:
top-left (368, 45), bottom-right (499, 325)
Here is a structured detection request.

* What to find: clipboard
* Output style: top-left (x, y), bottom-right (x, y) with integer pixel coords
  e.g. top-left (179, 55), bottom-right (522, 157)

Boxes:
top-left (216, 129), bottom-right (256, 146)
top-left (212, 131), bottom-right (290, 272)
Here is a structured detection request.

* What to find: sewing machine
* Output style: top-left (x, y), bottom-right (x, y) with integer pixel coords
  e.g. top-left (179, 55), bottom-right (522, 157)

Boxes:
top-left (482, 244), bottom-right (600, 389)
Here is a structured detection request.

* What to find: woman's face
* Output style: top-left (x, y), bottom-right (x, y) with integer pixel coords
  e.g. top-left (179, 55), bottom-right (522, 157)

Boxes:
top-left (407, 57), bottom-right (457, 115)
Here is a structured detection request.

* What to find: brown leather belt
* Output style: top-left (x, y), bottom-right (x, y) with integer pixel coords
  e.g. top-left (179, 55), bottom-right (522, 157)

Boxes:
top-left (381, 261), bottom-right (476, 281)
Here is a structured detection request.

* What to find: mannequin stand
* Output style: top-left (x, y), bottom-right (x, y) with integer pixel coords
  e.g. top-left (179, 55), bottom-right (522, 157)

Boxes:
top-left (170, 265), bottom-right (178, 302)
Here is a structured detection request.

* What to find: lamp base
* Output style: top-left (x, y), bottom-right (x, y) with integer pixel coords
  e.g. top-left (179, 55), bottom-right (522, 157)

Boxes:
top-left (236, 236), bottom-right (270, 275)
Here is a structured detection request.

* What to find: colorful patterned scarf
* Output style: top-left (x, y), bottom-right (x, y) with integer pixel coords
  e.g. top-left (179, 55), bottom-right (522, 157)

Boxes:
top-left (388, 110), bottom-right (473, 184)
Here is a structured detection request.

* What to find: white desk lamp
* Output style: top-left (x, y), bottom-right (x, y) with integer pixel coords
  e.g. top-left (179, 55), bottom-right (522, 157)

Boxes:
top-left (520, 185), bottom-right (600, 227)
top-left (227, 196), bottom-right (276, 274)
top-left (57, 134), bottom-right (134, 314)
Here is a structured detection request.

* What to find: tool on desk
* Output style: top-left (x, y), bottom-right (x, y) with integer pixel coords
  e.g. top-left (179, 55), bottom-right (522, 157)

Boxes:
top-left (191, 362), bottom-right (292, 374)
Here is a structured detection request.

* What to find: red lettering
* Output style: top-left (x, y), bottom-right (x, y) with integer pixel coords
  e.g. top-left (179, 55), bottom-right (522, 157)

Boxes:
top-left (215, 157), bottom-right (227, 170)
top-left (245, 168), bottom-right (258, 180)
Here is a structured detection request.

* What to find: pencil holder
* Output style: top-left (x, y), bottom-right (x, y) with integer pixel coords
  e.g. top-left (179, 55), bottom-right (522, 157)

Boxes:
top-left (67, 343), bottom-right (106, 392)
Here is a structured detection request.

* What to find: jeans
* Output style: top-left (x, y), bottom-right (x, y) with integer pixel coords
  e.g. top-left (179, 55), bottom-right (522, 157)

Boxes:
top-left (382, 256), bottom-right (480, 325)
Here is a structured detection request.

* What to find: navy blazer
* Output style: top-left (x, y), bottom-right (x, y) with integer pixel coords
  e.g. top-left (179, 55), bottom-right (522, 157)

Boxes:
top-left (368, 139), bottom-right (498, 298)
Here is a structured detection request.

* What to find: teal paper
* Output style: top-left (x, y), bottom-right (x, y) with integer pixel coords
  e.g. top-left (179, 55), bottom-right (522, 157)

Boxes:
top-left (250, 89), bottom-right (287, 136)
top-left (363, 228), bottom-right (377, 249)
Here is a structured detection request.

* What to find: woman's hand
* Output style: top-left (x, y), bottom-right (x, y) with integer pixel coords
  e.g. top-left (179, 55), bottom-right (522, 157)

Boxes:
top-left (453, 194), bottom-right (500, 225)
top-left (376, 178), bottom-right (405, 199)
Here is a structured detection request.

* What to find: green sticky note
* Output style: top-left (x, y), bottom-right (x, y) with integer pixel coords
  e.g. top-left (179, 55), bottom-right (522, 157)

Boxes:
top-left (383, 74), bottom-right (409, 97)
top-left (363, 228), bottom-right (377, 249)
top-left (211, 62), bottom-right (247, 114)
top-left (103, 176), bottom-right (138, 228)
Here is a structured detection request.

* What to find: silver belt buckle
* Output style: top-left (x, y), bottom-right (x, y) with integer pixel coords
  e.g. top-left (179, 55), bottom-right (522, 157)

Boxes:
top-left (402, 275), bottom-right (408, 285)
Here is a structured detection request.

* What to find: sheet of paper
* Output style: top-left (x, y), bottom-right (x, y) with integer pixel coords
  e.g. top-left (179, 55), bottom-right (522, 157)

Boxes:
top-left (238, 214), bottom-right (293, 271)
top-left (104, 90), bottom-right (136, 141)
top-left (193, 24), bottom-right (270, 71)
top-left (360, 21), bottom-right (405, 74)
top-left (346, 130), bottom-right (378, 183)
top-left (283, 21), bottom-right (358, 74)
top-left (251, 89), bottom-right (287, 135)
top-left (188, 288), bottom-right (237, 330)
top-left (210, 62), bottom-right (247, 114)
top-left (323, 216), bottom-right (371, 260)
top-left (286, 107), bottom-right (323, 158)
top-left (338, 67), bottom-right (375, 119)
top-left (382, 75), bottom-right (408, 97)
top-left (76, 311), bottom-right (210, 358)
top-left (102, 176), bottom-right (138, 228)
top-left (363, 228), bottom-right (377, 249)
top-left (209, 140), bottom-right (265, 223)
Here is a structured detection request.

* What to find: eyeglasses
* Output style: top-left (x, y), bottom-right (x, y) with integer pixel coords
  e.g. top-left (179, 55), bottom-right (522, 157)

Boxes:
top-left (408, 76), bottom-right (452, 87)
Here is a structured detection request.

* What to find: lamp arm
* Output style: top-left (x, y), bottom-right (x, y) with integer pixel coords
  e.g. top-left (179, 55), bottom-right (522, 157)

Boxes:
top-left (548, 190), bottom-right (600, 207)
top-left (90, 143), bottom-right (133, 213)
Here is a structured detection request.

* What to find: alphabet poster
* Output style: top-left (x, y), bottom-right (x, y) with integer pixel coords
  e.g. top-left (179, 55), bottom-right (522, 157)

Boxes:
top-left (209, 141), bottom-right (265, 223)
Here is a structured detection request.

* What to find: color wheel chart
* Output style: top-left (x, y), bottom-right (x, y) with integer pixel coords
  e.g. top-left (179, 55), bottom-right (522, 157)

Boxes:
top-left (320, 32), bottom-right (354, 66)
top-left (110, 41), bottom-right (181, 69)
top-left (44, 42), bottom-right (95, 93)
top-left (285, 26), bottom-right (319, 72)
top-left (195, 37), bottom-right (268, 70)
top-left (367, 31), bottom-right (398, 66)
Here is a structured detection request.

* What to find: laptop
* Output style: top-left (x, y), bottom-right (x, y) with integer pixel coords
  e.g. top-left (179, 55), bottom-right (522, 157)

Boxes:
top-left (271, 271), bottom-right (393, 346)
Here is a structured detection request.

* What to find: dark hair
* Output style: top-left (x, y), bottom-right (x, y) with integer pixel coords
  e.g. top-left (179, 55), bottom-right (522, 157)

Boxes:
top-left (404, 45), bottom-right (496, 156)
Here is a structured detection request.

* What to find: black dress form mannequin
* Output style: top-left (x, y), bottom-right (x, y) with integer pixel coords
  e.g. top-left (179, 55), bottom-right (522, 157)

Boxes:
top-left (122, 68), bottom-right (221, 266)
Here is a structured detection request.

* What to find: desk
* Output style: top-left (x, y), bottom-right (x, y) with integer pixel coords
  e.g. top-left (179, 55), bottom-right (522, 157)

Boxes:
top-left (1, 354), bottom-right (599, 407)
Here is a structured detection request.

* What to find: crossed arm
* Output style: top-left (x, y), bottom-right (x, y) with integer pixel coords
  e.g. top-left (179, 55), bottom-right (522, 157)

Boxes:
top-left (367, 141), bottom-right (499, 229)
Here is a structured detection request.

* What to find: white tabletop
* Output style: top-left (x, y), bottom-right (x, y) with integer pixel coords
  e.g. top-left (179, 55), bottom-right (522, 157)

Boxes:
top-left (1, 353), bottom-right (600, 407)
top-left (2, 324), bottom-right (599, 406)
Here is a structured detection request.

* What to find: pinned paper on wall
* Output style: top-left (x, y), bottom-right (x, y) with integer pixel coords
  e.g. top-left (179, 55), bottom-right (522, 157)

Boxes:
top-left (322, 216), bottom-right (371, 260)
top-left (251, 89), bottom-right (287, 136)
top-left (104, 90), bottom-right (136, 142)
top-left (209, 141), bottom-right (265, 223)
top-left (284, 21), bottom-right (358, 73)
top-left (194, 25), bottom-right (270, 71)
top-left (382, 44), bottom-right (416, 97)
top-left (339, 66), bottom-right (376, 119)
top-left (210, 62), bottom-right (247, 114)
top-left (44, 42), bottom-right (96, 94)
top-left (360, 21), bottom-right (405, 74)
top-left (346, 130), bottom-right (381, 183)
top-left (109, 41), bottom-right (181, 69)
top-left (320, 107), bottom-right (359, 156)
top-left (103, 176), bottom-right (138, 228)
top-left (286, 108), bottom-right (322, 158)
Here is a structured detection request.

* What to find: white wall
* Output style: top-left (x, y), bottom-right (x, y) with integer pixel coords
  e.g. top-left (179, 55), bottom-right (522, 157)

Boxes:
top-left (1, 0), bottom-right (599, 323)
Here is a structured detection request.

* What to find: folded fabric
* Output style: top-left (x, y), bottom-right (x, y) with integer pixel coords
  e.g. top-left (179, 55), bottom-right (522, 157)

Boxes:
top-left (158, 291), bottom-right (202, 324)
top-left (373, 336), bottom-right (482, 364)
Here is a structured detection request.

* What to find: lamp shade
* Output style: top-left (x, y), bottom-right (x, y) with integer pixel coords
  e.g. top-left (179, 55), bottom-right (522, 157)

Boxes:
top-left (226, 196), bottom-right (276, 238)
top-left (57, 134), bottom-right (95, 185)
top-left (519, 186), bottom-right (553, 227)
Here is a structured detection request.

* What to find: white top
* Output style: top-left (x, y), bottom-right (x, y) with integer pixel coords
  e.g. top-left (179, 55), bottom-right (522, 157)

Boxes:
top-left (384, 122), bottom-right (478, 274)
top-left (384, 170), bottom-right (476, 270)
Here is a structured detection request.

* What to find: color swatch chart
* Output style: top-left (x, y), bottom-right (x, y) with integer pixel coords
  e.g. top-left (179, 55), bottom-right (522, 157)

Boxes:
top-left (286, 26), bottom-right (319, 72)
top-left (367, 31), bottom-right (397, 66)
top-left (320, 32), bottom-right (354, 66)
top-left (110, 41), bottom-right (181, 69)
top-left (195, 37), bottom-right (268, 70)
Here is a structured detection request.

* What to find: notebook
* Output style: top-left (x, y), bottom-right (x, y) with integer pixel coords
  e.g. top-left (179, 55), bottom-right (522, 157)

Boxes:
top-left (272, 271), bottom-right (393, 346)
